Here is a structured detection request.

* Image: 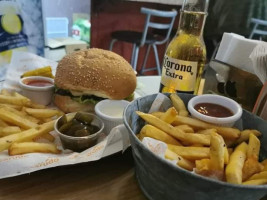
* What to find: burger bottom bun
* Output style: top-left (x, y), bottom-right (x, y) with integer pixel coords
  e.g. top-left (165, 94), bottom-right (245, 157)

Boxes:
top-left (53, 94), bottom-right (95, 113)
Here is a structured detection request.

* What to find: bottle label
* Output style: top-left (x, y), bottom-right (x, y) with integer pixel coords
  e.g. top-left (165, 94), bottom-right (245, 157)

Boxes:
top-left (161, 55), bottom-right (198, 92)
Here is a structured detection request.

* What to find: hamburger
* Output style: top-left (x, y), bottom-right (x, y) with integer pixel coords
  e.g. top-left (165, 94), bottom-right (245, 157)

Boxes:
top-left (54, 48), bottom-right (137, 113)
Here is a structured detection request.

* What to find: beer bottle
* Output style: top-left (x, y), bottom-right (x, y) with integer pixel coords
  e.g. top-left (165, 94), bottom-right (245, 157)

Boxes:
top-left (159, 0), bottom-right (208, 94)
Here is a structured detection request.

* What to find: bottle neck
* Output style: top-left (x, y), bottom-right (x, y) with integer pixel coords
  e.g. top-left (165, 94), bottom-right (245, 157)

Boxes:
top-left (177, 10), bottom-right (207, 36)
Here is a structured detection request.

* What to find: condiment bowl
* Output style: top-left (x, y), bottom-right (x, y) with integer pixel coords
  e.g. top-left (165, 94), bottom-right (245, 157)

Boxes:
top-left (54, 112), bottom-right (104, 152)
top-left (188, 94), bottom-right (243, 127)
top-left (95, 99), bottom-right (130, 135)
top-left (19, 76), bottom-right (54, 105)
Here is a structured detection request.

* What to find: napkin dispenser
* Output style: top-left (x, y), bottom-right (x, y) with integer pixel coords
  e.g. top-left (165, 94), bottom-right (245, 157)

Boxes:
top-left (203, 60), bottom-right (263, 111)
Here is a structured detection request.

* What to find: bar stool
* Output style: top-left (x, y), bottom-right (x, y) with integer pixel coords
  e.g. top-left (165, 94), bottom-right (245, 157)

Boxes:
top-left (109, 7), bottom-right (177, 75)
top-left (249, 18), bottom-right (267, 40)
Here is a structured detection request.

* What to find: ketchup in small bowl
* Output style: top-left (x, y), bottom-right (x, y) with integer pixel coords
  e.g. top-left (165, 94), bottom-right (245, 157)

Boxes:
top-left (194, 103), bottom-right (233, 118)
top-left (188, 94), bottom-right (242, 127)
top-left (24, 79), bottom-right (53, 87)
top-left (19, 76), bottom-right (54, 105)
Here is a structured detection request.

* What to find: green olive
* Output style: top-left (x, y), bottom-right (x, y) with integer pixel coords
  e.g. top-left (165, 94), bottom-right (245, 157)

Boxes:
top-left (57, 115), bottom-right (67, 129)
top-left (73, 129), bottom-right (90, 137)
top-left (65, 124), bottom-right (87, 136)
top-left (59, 121), bottom-right (73, 133)
top-left (74, 112), bottom-right (94, 124)
top-left (86, 125), bottom-right (100, 135)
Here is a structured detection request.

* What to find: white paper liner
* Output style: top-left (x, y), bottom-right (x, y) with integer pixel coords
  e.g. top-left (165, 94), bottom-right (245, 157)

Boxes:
top-left (249, 43), bottom-right (267, 84)
top-left (0, 52), bottom-right (132, 179)
top-left (2, 51), bottom-right (58, 91)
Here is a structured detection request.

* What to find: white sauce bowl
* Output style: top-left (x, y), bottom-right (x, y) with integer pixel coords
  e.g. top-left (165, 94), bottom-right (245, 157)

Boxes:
top-left (95, 99), bottom-right (130, 135)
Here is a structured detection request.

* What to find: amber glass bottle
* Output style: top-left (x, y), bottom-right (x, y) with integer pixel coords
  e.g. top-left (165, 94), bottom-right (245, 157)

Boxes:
top-left (160, 0), bottom-right (208, 94)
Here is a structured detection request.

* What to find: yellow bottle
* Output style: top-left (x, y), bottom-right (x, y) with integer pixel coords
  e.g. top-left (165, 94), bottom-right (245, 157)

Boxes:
top-left (160, 0), bottom-right (208, 94)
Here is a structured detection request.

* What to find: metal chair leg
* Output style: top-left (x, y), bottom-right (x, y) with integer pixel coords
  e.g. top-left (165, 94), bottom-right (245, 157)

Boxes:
top-left (132, 46), bottom-right (140, 71)
top-left (131, 44), bottom-right (137, 67)
top-left (152, 44), bottom-right (161, 75)
top-left (109, 39), bottom-right (117, 51)
top-left (140, 44), bottom-right (151, 75)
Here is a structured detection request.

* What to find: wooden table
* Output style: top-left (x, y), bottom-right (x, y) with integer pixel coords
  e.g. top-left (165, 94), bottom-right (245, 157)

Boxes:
top-left (0, 149), bottom-right (147, 200)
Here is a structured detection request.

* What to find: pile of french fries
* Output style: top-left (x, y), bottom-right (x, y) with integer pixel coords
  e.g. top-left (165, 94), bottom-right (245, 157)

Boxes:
top-left (137, 93), bottom-right (267, 185)
top-left (0, 89), bottom-right (62, 155)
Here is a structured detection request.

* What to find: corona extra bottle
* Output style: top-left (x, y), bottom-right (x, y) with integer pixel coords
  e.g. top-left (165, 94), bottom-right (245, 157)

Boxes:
top-left (159, 0), bottom-right (208, 94)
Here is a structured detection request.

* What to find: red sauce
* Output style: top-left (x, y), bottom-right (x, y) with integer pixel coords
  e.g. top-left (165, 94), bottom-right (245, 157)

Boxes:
top-left (24, 80), bottom-right (53, 87)
top-left (194, 103), bottom-right (233, 118)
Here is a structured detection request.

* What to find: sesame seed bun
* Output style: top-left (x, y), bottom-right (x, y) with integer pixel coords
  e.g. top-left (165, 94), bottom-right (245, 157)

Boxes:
top-left (54, 48), bottom-right (136, 113)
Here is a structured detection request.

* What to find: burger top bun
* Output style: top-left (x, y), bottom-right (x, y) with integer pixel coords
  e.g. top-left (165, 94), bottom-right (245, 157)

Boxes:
top-left (54, 48), bottom-right (137, 99)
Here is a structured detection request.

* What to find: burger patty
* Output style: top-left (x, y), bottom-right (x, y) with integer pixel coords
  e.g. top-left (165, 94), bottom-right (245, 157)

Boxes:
top-left (55, 87), bottom-right (106, 103)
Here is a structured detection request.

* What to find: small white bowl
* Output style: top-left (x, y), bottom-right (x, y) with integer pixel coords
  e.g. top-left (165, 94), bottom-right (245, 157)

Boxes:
top-left (95, 99), bottom-right (130, 135)
top-left (19, 76), bottom-right (54, 105)
top-left (187, 94), bottom-right (243, 127)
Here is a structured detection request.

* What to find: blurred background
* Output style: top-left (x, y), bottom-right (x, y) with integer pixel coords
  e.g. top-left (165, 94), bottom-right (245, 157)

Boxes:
top-left (0, 0), bottom-right (266, 66)
top-left (0, 0), bottom-right (266, 114)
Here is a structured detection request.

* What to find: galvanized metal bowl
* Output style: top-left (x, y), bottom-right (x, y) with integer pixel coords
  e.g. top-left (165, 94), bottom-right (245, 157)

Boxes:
top-left (123, 93), bottom-right (267, 200)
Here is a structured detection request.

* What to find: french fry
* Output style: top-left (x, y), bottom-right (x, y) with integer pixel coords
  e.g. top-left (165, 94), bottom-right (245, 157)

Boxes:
top-left (0, 94), bottom-right (30, 106)
top-left (165, 148), bottom-right (195, 171)
top-left (40, 118), bottom-right (53, 123)
top-left (41, 133), bottom-right (55, 142)
top-left (5, 106), bottom-right (40, 124)
top-left (174, 124), bottom-right (194, 133)
top-left (225, 142), bottom-right (247, 184)
top-left (24, 108), bottom-right (60, 118)
top-left (195, 159), bottom-right (210, 172)
top-left (235, 129), bottom-right (262, 145)
top-left (247, 133), bottom-right (261, 160)
top-left (140, 124), bottom-right (181, 145)
top-left (0, 128), bottom-right (38, 152)
top-left (28, 102), bottom-right (46, 109)
top-left (0, 103), bottom-right (22, 110)
top-left (151, 111), bottom-right (164, 118)
top-left (20, 66), bottom-right (54, 78)
top-left (159, 107), bottom-right (178, 124)
top-left (172, 115), bottom-right (240, 140)
top-left (224, 146), bottom-right (230, 164)
top-left (210, 132), bottom-right (225, 171)
top-left (242, 134), bottom-right (263, 181)
top-left (33, 132), bottom-right (55, 142)
top-left (242, 179), bottom-right (267, 185)
top-left (0, 120), bottom-right (55, 152)
top-left (195, 158), bottom-right (224, 180)
top-left (247, 171), bottom-right (267, 181)
top-left (261, 159), bottom-right (267, 171)
top-left (8, 142), bottom-right (60, 155)
top-left (137, 111), bottom-right (211, 146)
top-left (242, 158), bottom-right (264, 181)
top-left (167, 144), bottom-right (210, 160)
top-left (0, 118), bottom-right (9, 127)
top-left (17, 120), bottom-right (55, 143)
top-left (1, 89), bottom-right (11, 96)
top-left (198, 128), bottom-right (217, 135)
top-left (0, 107), bottom-right (38, 129)
top-left (0, 126), bottom-right (21, 137)
top-left (170, 93), bottom-right (188, 117)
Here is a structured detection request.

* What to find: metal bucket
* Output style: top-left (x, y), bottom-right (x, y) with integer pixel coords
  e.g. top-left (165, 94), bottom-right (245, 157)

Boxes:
top-left (123, 93), bottom-right (267, 200)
